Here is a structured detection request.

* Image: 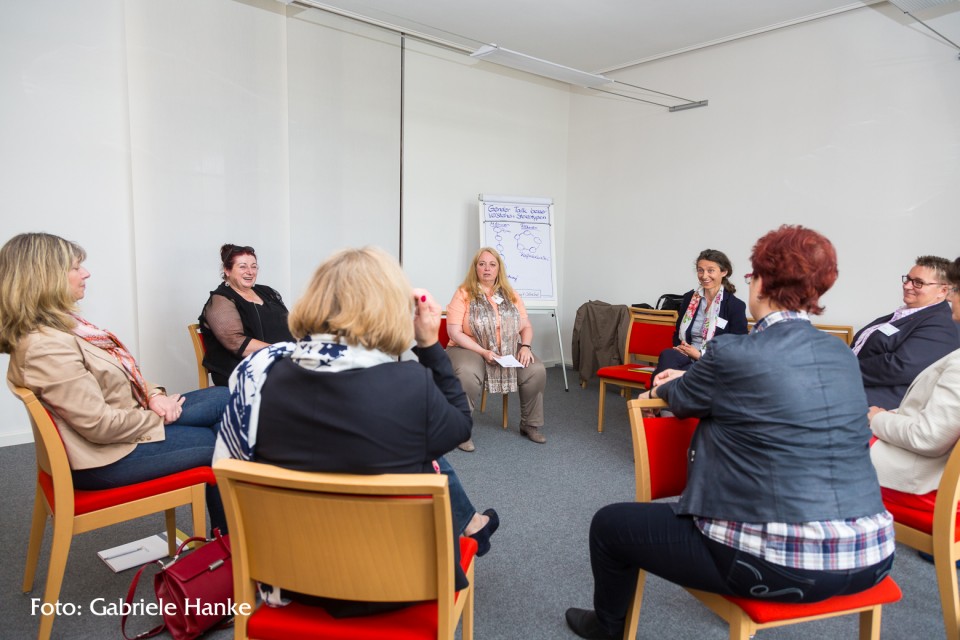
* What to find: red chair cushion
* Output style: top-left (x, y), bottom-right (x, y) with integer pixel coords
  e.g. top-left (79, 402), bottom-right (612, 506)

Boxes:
top-left (882, 488), bottom-right (960, 541)
top-left (246, 536), bottom-right (479, 640)
top-left (643, 417), bottom-right (699, 500)
top-left (39, 467), bottom-right (215, 515)
top-left (597, 365), bottom-right (653, 387)
top-left (723, 575), bottom-right (901, 623)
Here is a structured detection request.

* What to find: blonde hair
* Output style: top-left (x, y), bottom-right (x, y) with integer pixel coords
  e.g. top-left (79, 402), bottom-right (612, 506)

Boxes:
top-left (288, 246), bottom-right (414, 355)
top-left (459, 247), bottom-right (518, 303)
top-left (0, 232), bottom-right (86, 353)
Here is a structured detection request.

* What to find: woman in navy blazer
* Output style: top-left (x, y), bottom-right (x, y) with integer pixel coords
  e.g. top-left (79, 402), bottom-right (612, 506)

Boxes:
top-left (650, 249), bottom-right (748, 381)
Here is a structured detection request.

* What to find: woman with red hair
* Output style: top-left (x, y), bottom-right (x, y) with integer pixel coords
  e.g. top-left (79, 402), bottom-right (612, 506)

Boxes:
top-left (565, 226), bottom-right (894, 640)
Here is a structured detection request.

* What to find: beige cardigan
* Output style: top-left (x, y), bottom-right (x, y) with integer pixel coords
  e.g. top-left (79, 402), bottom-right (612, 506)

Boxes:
top-left (870, 348), bottom-right (960, 494)
top-left (7, 326), bottom-right (165, 470)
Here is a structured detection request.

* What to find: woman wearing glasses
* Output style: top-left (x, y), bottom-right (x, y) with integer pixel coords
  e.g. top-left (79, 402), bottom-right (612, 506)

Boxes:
top-left (852, 256), bottom-right (959, 409)
top-left (870, 258), bottom-right (960, 527)
top-left (566, 226), bottom-right (894, 640)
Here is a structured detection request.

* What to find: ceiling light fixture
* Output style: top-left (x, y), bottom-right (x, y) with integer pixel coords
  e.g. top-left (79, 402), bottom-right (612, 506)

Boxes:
top-left (470, 44), bottom-right (613, 89)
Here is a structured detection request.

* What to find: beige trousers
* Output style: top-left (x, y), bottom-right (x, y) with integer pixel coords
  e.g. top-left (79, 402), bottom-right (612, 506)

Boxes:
top-left (446, 346), bottom-right (546, 428)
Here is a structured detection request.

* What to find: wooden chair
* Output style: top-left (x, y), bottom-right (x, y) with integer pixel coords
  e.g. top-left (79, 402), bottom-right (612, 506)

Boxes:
top-left (213, 458), bottom-right (477, 640)
top-left (623, 397), bottom-right (902, 640)
top-left (11, 384), bottom-right (211, 640)
top-left (440, 314), bottom-right (509, 430)
top-left (813, 323), bottom-right (855, 346)
top-left (595, 308), bottom-right (676, 432)
top-left (746, 318), bottom-right (854, 346)
top-left (188, 323), bottom-right (211, 389)
top-left (881, 439), bottom-right (960, 640)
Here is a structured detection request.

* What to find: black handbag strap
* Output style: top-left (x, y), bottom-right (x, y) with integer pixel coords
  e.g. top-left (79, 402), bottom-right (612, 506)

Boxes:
top-left (120, 531), bottom-right (221, 640)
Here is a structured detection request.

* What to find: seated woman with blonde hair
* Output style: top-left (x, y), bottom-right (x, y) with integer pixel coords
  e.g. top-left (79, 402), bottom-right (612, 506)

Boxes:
top-left (215, 246), bottom-right (498, 615)
top-left (0, 233), bottom-right (229, 532)
top-left (445, 247), bottom-right (547, 449)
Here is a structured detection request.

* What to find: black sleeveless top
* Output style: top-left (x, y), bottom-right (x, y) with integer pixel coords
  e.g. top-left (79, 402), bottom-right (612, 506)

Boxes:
top-left (199, 283), bottom-right (293, 383)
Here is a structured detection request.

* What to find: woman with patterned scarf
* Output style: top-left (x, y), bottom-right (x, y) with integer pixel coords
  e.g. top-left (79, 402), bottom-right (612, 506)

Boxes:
top-left (0, 233), bottom-right (230, 532)
top-left (648, 248), bottom-right (748, 383)
top-left (445, 246), bottom-right (548, 449)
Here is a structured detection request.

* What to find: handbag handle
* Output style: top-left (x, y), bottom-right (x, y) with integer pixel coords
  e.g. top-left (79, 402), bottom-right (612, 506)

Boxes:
top-left (120, 529), bottom-right (225, 640)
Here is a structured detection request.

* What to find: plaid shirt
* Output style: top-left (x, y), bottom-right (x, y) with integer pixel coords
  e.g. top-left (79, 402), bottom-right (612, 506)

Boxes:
top-left (695, 310), bottom-right (896, 570)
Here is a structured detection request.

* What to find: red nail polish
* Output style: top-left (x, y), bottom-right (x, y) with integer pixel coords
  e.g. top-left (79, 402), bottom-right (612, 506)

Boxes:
top-left (421, 295), bottom-right (426, 302)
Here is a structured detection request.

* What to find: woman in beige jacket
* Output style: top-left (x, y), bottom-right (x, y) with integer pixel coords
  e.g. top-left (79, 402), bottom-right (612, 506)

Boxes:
top-left (0, 232), bottom-right (229, 531)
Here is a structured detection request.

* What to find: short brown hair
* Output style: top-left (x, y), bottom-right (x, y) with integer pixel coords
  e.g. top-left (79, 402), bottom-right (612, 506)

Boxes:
top-left (750, 225), bottom-right (838, 315)
top-left (0, 232), bottom-right (86, 353)
top-left (288, 246), bottom-right (414, 355)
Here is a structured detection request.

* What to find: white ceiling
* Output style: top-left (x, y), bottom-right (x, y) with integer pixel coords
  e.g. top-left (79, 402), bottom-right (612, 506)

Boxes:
top-left (292, 0), bottom-right (891, 74)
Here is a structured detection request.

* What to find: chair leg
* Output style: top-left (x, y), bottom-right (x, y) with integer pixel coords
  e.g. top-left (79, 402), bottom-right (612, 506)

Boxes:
top-left (502, 395), bottom-right (509, 430)
top-left (935, 545), bottom-right (960, 640)
top-left (37, 514), bottom-right (73, 640)
top-left (22, 486), bottom-right (47, 593)
top-left (858, 606), bottom-right (883, 640)
top-left (480, 388), bottom-right (488, 413)
top-left (191, 484), bottom-right (207, 540)
top-left (165, 508), bottom-right (178, 556)
top-left (727, 613), bottom-right (751, 640)
top-left (622, 570), bottom-right (647, 640)
top-left (598, 380), bottom-right (607, 433)
top-left (462, 579), bottom-right (475, 640)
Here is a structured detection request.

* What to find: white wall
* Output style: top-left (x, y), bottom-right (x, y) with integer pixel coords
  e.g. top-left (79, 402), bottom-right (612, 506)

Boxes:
top-left (0, 0), bottom-right (572, 444)
top-left (563, 5), bottom-right (960, 347)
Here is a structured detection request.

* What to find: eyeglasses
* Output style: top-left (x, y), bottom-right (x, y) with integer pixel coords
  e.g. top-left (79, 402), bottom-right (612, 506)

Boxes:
top-left (901, 275), bottom-right (945, 289)
top-left (744, 273), bottom-right (754, 284)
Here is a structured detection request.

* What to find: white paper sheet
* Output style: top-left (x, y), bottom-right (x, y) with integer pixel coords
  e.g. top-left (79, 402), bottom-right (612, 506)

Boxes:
top-left (493, 354), bottom-right (524, 368)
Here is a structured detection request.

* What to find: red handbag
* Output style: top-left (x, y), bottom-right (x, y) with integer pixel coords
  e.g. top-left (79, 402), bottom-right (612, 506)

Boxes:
top-left (122, 530), bottom-right (235, 640)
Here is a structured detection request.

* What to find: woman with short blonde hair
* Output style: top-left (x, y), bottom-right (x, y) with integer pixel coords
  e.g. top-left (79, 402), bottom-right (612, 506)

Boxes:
top-left (215, 246), bottom-right (498, 614)
top-left (0, 232), bottom-right (229, 532)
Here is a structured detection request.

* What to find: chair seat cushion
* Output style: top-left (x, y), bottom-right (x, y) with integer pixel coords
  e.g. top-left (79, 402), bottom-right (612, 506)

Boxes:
top-left (597, 365), bottom-right (653, 386)
top-left (883, 499), bottom-right (960, 541)
top-left (247, 537), bottom-right (478, 640)
top-left (722, 575), bottom-right (901, 624)
top-left (40, 467), bottom-right (215, 515)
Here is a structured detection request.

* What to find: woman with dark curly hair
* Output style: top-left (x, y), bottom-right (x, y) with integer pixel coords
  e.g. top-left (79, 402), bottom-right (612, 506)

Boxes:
top-left (565, 226), bottom-right (894, 640)
top-left (199, 244), bottom-right (293, 386)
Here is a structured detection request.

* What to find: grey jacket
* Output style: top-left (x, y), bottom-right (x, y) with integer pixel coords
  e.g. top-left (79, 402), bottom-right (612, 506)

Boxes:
top-left (658, 318), bottom-right (885, 523)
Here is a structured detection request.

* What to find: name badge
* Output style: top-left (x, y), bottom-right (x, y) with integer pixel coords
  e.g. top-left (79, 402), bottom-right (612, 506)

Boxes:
top-left (878, 323), bottom-right (900, 337)
top-left (491, 294), bottom-right (504, 305)
top-left (716, 317), bottom-right (728, 330)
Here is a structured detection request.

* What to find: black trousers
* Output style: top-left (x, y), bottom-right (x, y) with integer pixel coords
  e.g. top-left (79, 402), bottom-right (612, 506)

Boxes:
top-left (589, 502), bottom-right (895, 637)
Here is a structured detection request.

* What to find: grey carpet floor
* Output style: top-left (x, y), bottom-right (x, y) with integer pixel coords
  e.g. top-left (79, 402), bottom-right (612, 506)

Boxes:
top-left (0, 366), bottom-right (948, 639)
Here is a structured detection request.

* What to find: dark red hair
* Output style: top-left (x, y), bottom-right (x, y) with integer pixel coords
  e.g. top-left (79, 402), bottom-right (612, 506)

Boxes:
top-left (220, 244), bottom-right (256, 280)
top-left (750, 225), bottom-right (837, 315)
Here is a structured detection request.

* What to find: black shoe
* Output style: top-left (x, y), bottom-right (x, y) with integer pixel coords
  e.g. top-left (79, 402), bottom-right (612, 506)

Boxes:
top-left (469, 509), bottom-right (500, 557)
top-left (564, 608), bottom-right (617, 640)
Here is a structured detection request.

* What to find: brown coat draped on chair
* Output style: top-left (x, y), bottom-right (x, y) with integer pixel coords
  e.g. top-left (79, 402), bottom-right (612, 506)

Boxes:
top-left (571, 301), bottom-right (631, 385)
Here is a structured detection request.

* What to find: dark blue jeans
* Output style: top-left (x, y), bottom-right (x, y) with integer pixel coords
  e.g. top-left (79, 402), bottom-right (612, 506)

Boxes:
top-left (436, 455), bottom-right (476, 533)
top-left (72, 387), bottom-right (230, 532)
top-left (589, 502), bottom-right (895, 638)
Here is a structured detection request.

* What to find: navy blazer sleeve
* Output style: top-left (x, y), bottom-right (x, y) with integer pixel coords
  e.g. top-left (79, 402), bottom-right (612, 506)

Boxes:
top-left (412, 342), bottom-right (473, 456)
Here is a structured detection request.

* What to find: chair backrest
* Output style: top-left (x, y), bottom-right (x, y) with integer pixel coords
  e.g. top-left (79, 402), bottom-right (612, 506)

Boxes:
top-left (627, 397), bottom-right (698, 502)
top-left (9, 384), bottom-right (75, 505)
top-left (213, 459), bottom-right (460, 635)
top-left (187, 323), bottom-right (210, 389)
top-left (745, 318), bottom-right (853, 345)
top-left (813, 324), bottom-right (855, 346)
top-left (625, 308), bottom-right (677, 366)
